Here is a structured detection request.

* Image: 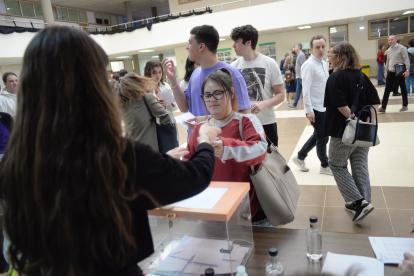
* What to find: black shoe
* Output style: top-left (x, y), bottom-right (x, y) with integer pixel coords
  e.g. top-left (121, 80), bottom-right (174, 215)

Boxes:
top-left (392, 92), bottom-right (402, 96)
top-left (344, 202), bottom-right (357, 215)
top-left (353, 202), bottom-right (374, 223)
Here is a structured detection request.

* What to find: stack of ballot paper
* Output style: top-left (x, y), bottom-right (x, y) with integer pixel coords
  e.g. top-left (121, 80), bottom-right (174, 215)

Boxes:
top-left (156, 236), bottom-right (249, 274)
top-left (321, 252), bottom-right (384, 276)
top-left (369, 237), bottom-right (414, 264)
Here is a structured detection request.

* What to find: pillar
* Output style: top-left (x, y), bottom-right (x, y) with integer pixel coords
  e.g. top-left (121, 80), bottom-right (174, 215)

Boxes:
top-left (40, 0), bottom-right (55, 27)
top-left (151, 7), bottom-right (158, 17)
top-left (124, 1), bottom-right (133, 28)
top-left (133, 55), bottom-right (140, 76)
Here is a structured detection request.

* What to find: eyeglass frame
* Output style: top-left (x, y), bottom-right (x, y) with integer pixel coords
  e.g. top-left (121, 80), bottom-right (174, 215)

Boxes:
top-left (201, 90), bottom-right (227, 102)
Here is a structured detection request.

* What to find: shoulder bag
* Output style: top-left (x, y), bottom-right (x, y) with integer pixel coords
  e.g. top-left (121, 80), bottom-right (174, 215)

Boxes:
top-left (342, 72), bottom-right (380, 147)
top-left (142, 96), bottom-right (177, 154)
top-left (239, 119), bottom-right (300, 226)
top-left (394, 63), bottom-right (406, 77)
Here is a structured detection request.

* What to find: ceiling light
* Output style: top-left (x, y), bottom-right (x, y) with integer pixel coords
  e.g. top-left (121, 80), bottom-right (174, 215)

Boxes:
top-left (139, 49), bottom-right (154, 53)
top-left (298, 26), bottom-right (311, 30)
top-left (360, 16), bottom-right (364, 21)
top-left (359, 26), bottom-right (365, 30)
top-left (152, 56), bottom-right (159, 58)
top-left (393, 17), bottom-right (400, 21)
top-left (330, 30), bottom-right (337, 33)
top-left (116, 56), bottom-right (130, 59)
top-left (219, 38), bottom-right (226, 41)
top-left (403, 10), bottom-right (414, 15)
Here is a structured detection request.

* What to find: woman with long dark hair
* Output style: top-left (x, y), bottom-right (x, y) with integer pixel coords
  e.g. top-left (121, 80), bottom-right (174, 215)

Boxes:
top-left (180, 58), bottom-right (200, 91)
top-left (0, 26), bottom-right (219, 276)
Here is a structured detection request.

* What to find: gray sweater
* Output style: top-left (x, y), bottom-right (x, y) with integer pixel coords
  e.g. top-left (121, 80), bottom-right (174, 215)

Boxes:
top-left (123, 93), bottom-right (170, 152)
top-left (295, 51), bottom-right (306, 78)
top-left (386, 44), bottom-right (410, 72)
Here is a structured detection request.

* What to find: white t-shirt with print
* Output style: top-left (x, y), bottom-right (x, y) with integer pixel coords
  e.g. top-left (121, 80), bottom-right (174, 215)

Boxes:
top-left (232, 53), bottom-right (283, 125)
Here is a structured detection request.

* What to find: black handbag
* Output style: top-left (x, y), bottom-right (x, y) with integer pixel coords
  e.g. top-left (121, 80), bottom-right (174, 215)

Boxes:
top-left (394, 63), bottom-right (406, 77)
top-left (142, 96), bottom-right (177, 154)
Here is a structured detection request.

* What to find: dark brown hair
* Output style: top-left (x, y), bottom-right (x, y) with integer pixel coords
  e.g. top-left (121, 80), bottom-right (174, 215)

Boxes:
top-left (2, 72), bottom-right (17, 84)
top-left (144, 59), bottom-right (164, 89)
top-left (0, 26), bottom-right (137, 276)
top-left (201, 68), bottom-right (238, 113)
top-left (118, 72), bottom-right (156, 109)
top-left (332, 41), bottom-right (362, 71)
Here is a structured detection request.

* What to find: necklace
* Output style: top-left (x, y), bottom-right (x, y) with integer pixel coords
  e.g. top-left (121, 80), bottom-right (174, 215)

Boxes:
top-left (210, 111), bottom-right (234, 127)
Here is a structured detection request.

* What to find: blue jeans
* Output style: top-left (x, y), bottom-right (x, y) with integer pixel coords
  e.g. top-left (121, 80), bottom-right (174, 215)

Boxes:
top-left (406, 75), bottom-right (414, 93)
top-left (377, 63), bottom-right (385, 84)
top-left (292, 78), bottom-right (302, 107)
top-left (297, 110), bottom-right (329, 167)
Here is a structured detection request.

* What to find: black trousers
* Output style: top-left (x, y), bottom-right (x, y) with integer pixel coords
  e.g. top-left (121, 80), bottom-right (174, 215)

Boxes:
top-left (263, 122), bottom-right (278, 147)
top-left (382, 71), bottom-right (408, 109)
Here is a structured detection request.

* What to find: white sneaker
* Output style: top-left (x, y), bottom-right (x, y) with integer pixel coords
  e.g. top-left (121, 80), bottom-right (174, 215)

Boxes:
top-left (320, 166), bottom-right (333, 175)
top-left (291, 155), bottom-right (309, 172)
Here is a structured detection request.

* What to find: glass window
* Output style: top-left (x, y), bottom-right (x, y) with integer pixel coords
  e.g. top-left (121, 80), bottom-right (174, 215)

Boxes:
top-left (79, 10), bottom-right (87, 23)
top-left (34, 3), bottom-right (43, 18)
top-left (95, 12), bottom-right (103, 24)
top-left (52, 6), bottom-right (58, 20)
top-left (103, 14), bottom-right (110, 25)
top-left (410, 16), bottom-right (414, 33)
top-left (57, 7), bottom-right (68, 21)
top-left (20, 2), bottom-right (34, 17)
top-left (389, 17), bottom-right (408, 35)
top-left (5, 0), bottom-right (21, 16)
top-left (68, 9), bottom-right (78, 22)
top-left (110, 15), bottom-right (117, 26)
top-left (111, 61), bottom-right (124, 72)
top-left (370, 20), bottom-right (388, 39)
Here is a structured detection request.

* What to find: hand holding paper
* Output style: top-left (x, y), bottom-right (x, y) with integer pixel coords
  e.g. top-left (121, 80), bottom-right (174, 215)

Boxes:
top-left (158, 88), bottom-right (176, 107)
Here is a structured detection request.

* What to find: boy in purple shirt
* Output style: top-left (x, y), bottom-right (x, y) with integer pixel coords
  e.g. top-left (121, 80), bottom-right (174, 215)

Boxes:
top-left (162, 25), bottom-right (251, 138)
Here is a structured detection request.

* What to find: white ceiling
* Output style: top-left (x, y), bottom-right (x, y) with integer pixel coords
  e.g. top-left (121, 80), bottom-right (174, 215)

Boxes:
top-left (31, 0), bottom-right (171, 19)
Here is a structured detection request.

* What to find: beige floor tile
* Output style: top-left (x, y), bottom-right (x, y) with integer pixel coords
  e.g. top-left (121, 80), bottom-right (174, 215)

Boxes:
top-left (297, 185), bottom-right (326, 206)
top-left (279, 206), bottom-right (323, 230)
top-left (377, 113), bottom-right (394, 123)
top-left (322, 207), bottom-right (394, 236)
top-left (325, 186), bottom-right (386, 209)
top-left (388, 209), bottom-right (414, 237)
top-left (388, 112), bottom-right (414, 122)
top-left (383, 187), bottom-right (414, 209)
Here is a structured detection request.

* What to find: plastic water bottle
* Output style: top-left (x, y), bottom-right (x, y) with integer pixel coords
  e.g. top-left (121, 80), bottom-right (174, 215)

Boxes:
top-left (306, 216), bottom-right (322, 260)
top-left (204, 268), bottom-right (214, 276)
top-left (266, 247), bottom-right (284, 275)
top-left (236, 265), bottom-right (248, 276)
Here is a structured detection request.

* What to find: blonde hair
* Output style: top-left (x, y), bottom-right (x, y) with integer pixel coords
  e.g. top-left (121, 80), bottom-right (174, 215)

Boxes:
top-left (283, 56), bottom-right (293, 70)
top-left (118, 73), bottom-right (156, 109)
top-left (332, 42), bottom-right (362, 71)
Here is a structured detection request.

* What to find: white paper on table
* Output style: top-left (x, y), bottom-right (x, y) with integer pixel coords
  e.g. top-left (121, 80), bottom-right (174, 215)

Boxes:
top-left (175, 112), bottom-right (195, 128)
top-left (223, 244), bottom-right (249, 261)
top-left (168, 187), bottom-right (228, 210)
top-left (321, 252), bottom-right (384, 276)
top-left (157, 256), bottom-right (188, 272)
top-left (183, 261), bottom-right (202, 274)
top-left (191, 239), bottom-right (231, 266)
top-left (158, 88), bottom-right (176, 106)
top-left (369, 237), bottom-right (414, 264)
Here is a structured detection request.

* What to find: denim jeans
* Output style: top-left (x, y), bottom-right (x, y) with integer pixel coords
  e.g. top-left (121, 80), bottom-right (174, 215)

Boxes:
top-left (292, 78), bottom-right (302, 107)
top-left (297, 110), bottom-right (329, 167)
top-left (406, 75), bottom-right (414, 94)
top-left (381, 71), bottom-right (408, 109)
top-left (377, 63), bottom-right (385, 84)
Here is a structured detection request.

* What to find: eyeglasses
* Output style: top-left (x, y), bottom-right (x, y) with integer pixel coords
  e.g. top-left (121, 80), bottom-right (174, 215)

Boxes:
top-left (327, 54), bottom-right (338, 58)
top-left (201, 90), bottom-right (226, 102)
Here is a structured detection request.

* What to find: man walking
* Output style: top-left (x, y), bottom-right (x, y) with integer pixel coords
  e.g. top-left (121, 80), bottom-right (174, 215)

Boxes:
top-left (230, 25), bottom-right (284, 146)
top-left (288, 43), bottom-right (306, 109)
top-left (162, 25), bottom-right (251, 138)
top-left (0, 72), bottom-right (18, 118)
top-left (291, 36), bottom-right (332, 175)
top-left (378, 35), bottom-right (410, 112)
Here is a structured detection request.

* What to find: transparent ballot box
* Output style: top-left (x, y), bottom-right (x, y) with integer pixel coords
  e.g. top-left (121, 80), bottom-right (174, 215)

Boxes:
top-left (139, 181), bottom-right (254, 276)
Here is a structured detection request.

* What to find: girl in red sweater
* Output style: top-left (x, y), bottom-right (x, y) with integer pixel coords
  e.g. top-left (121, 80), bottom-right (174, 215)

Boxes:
top-left (184, 68), bottom-right (268, 221)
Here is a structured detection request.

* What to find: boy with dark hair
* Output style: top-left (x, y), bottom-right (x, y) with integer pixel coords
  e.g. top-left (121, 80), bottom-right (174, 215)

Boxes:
top-left (162, 25), bottom-right (251, 138)
top-left (0, 72), bottom-right (18, 118)
top-left (230, 24), bottom-right (284, 147)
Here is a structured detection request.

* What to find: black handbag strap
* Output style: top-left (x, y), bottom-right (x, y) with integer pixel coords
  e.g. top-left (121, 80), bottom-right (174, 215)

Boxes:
top-left (350, 71), bottom-right (365, 115)
top-left (352, 105), bottom-right (379, 145)
top-left (142, 95), bottom-right (156, 123)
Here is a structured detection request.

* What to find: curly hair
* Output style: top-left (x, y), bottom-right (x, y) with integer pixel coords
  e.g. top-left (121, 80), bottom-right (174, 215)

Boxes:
top-left (230, 25), bottom-right (259, 50)
top-left (144, 59), bottom-right (164, 89)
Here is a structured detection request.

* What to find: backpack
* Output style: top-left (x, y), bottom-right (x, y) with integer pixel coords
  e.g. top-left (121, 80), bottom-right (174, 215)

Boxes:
top-left (284, 64), bottom-right (294, 82)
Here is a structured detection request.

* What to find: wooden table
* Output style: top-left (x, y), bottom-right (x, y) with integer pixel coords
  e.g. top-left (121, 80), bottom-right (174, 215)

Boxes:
top-left (246, 227), bottom-right (399, 276)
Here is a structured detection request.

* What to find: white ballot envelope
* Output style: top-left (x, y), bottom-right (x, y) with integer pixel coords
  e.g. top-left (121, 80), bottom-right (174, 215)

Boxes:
top-left (175, 112), bottom-right (196, 128)
top-left (158, 88), bottom-right (176, 106)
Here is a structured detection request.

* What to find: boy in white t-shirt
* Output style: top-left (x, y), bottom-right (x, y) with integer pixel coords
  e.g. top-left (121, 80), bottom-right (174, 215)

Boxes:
top-left (231, 25), bottom-right (284, 146)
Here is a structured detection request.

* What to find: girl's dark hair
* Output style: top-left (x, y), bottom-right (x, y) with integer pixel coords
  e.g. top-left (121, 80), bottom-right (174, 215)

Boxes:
top-left (144, 59), bottom-right (164, 88)
top-left (114, 73), bottom-right (120, 81)
top-left (184, 58), bottom-right (196, 82)
top-left (0, 26), bottom-right (137, 276)
top-left (201, 68), bottom-right (238, 112)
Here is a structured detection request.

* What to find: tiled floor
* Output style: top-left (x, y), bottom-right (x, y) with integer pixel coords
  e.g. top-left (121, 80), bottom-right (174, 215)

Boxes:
top-left (174, 78), bottom-right (414, 238)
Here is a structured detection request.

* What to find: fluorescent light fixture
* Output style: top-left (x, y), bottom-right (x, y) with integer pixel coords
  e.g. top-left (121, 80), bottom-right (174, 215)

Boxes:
top-left (298, 26), bottom-right (311, 30)
top-left (219, 38), bottom-right (226, 41)
top-left (359, 26), bottom-right (365, 30)
top-left (330, 30), bottom-right (337, 33)
top-left (393, 17), bottom-right (400, 21)
top-left (403, 10), bottom-right (414, 15)
top-left (152, 56), bottom-right (159, 58)
top-left (138, 49), bottom-right (154, 53)
top-left (116, 56), bottom-right (130, 59)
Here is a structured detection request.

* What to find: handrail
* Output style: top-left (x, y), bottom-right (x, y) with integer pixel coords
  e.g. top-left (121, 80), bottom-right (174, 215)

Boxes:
top-left (0, 0), bottom-right (281, 31)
